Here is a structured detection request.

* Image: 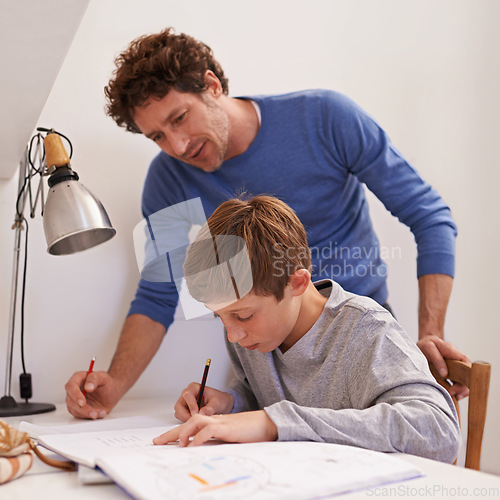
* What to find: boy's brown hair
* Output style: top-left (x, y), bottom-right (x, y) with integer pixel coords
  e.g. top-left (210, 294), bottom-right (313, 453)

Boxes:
top-left (183, 196), bottom-right (312, 305)
top-left (105, 27), bottom-right (229, 134)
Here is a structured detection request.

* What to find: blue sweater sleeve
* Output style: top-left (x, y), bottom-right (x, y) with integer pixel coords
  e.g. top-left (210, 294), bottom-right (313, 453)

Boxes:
top-left (328, 93), bottom-right (457, 277)
top-left (128, 279), bottom-right (179, 330)
top-left (127, 153), bottom-right (183, 330)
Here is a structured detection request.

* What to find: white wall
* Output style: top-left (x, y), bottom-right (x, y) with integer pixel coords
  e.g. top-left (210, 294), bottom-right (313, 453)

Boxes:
top-left (1, 0), bottom-right (498, 474)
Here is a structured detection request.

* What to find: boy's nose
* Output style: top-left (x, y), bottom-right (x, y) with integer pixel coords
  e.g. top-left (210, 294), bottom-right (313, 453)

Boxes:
top-left (226, 325), bottom-right (246, 344)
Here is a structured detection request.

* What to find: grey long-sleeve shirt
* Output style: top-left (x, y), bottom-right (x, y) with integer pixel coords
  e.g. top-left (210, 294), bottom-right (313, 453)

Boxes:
top-left (226, 280), bottom-right (460, 463)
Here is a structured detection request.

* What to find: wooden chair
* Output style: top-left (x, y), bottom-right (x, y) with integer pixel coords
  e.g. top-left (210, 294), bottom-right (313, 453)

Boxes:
top-left (430, 359), bottom-right (491, 470)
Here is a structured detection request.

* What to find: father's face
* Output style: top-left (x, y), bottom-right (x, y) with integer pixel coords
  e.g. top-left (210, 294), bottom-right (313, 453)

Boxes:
top-left (133, 88), bottom-right (230, 172)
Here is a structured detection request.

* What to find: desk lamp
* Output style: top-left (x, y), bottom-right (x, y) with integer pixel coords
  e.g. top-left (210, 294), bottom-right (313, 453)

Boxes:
top-left (0, 129), bottom-right (116, 417)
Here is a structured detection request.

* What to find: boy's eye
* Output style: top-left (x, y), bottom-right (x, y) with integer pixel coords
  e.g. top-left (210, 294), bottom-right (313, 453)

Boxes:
top-left (235, 314), bottom-right (253, 322)
top-left (213, 312), bottom-right (253, 322)
top-left (152, 133), bottom-right (163, 143)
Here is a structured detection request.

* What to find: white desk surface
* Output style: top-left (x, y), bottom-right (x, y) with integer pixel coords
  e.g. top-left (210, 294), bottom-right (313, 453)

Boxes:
top-left (3, 398), bottom-right (500, 499)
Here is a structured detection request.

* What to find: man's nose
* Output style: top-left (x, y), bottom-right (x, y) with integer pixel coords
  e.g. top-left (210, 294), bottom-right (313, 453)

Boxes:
top-left (169, 130), bottom-right (190, 157)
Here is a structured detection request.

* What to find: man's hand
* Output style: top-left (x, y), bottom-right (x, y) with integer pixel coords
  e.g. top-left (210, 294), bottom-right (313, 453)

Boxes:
top-left (64, 314), bottom-right (167, 419)
top-left (417, 335), bottom-right (471, 399)
top-left (64, 370), bottom-right (121, 419)
top-left (418, 274), bottom-right (470, 399)
top-left (174, 384), bottom-right (234, 422)
top-left (153, 410), bottom-right (278, 447)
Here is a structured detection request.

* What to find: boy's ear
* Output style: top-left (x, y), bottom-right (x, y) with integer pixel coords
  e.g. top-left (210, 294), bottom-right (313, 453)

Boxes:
top-left (289, 269), bottom-right (311, 296)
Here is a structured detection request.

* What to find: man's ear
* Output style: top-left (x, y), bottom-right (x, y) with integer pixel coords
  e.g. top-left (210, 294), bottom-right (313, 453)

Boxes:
top-left (288, 269), bottom-right (311, 297)
top-left (204, 70), bottom-right (223, 97)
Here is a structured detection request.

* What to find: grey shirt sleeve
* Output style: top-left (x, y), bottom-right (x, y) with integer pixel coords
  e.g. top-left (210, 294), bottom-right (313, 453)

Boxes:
top-left (264, 311), bottom-right (460, 463)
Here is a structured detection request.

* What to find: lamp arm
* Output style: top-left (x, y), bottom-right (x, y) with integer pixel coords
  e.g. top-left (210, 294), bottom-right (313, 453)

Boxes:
top-left (15, 134), bottom-right (47, 221)
top-left (28, 134), bottom-right (47, 217)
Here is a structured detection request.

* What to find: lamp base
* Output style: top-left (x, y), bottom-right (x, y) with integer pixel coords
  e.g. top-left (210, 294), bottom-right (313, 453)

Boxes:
top-left (0, 395), bottom-right (56, 417)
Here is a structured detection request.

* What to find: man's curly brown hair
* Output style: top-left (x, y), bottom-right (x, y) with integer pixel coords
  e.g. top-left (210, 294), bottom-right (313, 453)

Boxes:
top-left (104, 27), bottom-right (229, 133)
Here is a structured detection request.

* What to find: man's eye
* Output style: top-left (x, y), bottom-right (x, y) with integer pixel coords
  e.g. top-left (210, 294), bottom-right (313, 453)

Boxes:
top-left (174, 112), bottom-right (186, 124)
top-left (152, 133), bottom-right (162, 143)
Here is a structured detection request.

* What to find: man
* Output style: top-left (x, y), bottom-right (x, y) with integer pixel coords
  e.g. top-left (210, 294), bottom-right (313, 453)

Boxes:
top-left (64, 27), bottom-right (468, 419)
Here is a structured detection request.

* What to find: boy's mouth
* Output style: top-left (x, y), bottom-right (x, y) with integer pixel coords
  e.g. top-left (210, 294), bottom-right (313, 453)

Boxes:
top-left (241, 343), bottom-right (259, 351)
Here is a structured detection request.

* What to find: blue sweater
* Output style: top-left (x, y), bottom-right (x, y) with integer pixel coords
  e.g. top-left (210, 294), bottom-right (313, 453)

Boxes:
top-left (129, 90), bottom-right (457, 330)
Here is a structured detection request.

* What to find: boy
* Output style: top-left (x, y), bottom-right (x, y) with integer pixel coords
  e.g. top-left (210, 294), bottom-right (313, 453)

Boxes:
top-left (153, 196), bottom-right (460, 463)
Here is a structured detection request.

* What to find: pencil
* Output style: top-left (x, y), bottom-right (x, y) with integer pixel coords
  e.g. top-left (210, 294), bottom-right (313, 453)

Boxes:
top-left (82, 356), bottom-right (96, 397)
top-left (197, 358), bottom-right (211, 410)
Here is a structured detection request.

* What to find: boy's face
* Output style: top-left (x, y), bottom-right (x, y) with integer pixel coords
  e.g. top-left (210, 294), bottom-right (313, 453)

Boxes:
top-left (207, 284), bottom-right (303, 353)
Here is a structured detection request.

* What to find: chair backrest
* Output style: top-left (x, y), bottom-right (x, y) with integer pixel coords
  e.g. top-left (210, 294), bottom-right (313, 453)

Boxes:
top-left (430, 359), bottom-right (491, 470)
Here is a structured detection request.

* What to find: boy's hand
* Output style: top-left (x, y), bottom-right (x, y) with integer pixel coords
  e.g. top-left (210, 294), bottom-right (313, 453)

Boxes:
top-left (174, 383), bottom-right (234, 422)
top-left (153, 410), bottom-right (278, 446)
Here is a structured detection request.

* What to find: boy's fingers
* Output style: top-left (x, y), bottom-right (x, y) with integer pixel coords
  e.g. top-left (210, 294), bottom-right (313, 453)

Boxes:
top-left (189, 423), bottom-right (217, 447)
top-left (153, 426), bottom-right (180, 445)
top-left (173, 402), bottom-right (191, 422)
top-left (183, 387), bottom-right (201, 416)
top-left (168, 415), bottom-right (214, 447)
top-left (176, 417), bottom-right (203, 447)
top-left (199, 405), bottom-right (215, 417)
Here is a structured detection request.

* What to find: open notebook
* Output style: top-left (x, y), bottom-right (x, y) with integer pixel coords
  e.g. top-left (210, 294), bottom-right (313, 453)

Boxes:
top-left (20, 417), bottom-right (422, 499)
top-left (20, 416), bottom-right (175, 468)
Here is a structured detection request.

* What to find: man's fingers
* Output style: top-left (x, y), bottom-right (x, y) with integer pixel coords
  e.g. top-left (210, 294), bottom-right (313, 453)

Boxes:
top-left (83, 371), bottom-right (105, 393)
top-left (449, 382), bottom-right (469, 400)
top-left (418, 336), bottom-right (471, 400)
top-left (65, 372), bottom-right (86, 397)
top-left (418, 336), bottom-right (471, 376)
top-left (419, 339), bottom-right (448, 376)
top-left (65, 394), bottom-right (84, 418)
top-left (65, 393), bottom-right (107, 419)
top-left (427, 336), bottom-right (471, 364)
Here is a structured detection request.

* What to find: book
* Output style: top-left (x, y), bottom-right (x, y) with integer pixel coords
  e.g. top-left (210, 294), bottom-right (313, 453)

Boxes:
top-left (20, 417), bottom-right (422, 499)
top-left (19, 415), bottom-right (177, 467)
top-left (95, 441), bottom-right (422, 499)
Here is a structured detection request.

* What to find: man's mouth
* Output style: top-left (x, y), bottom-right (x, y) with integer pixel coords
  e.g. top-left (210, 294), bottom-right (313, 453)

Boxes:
top-left (188, 141), bottom-right (205, 160)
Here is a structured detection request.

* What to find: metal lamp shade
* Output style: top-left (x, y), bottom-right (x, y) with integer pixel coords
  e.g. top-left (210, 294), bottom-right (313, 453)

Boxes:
top-left (43, 179), bottom-right (116, 255)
